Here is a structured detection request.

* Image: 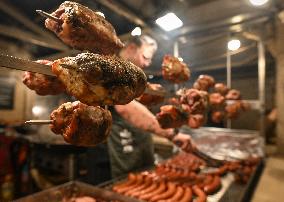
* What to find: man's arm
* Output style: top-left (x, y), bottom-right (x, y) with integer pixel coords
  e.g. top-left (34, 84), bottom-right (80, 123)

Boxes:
top-left (115, 100), bottom-right (195, 152)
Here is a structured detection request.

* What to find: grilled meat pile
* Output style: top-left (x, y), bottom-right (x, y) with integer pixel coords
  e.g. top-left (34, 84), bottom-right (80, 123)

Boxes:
top-left (52, 52), bottom-right (147, 106)
top-left (45, 1), bottom-right (124, 55)
top-left (22, 60), bottom-right (65, 95)
top-left (193, 75), bottom-right (215, 91)
top-left (161, 55), bottom-right (190, 83)
top-left (136, 83), bottom-right (166, 106)
top-left (50, 101), bottom-right (112, 146)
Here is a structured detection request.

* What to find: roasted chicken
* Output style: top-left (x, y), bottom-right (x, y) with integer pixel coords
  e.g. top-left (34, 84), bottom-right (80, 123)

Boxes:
top-left (22, 60), bottom-right (65, 95)
top-left (226, 89), bottom-right (241, 100)
top-left (214, 83), bottom-right (229, 95)
top-left (193, 75), bottom-right (215, 91)
top-left (156, 105), bottom-right (188, 129)
top-left (161, 55), bottom-right (190, 83)
top-left (52, 52), bottom-right (147, 106)
top-left (45, 1), bottom-right (124, 55)
top-left (50, 101), bottom-right (112, 146)
top-left (136, 83), bottom-right (166, 106)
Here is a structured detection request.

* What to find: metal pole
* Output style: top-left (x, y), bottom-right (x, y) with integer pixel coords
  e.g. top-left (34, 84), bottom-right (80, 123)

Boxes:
top-left (226, 47), bottom-right (232, 128)
top-left (258, 40), bottom-right (266, 138)
top-left (173, 41), bottom-right (179, 91)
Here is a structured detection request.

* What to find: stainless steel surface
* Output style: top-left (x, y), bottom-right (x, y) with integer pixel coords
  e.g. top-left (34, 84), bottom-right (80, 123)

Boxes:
top-left (0, 54), bottom-right (54, 76)
top-left (25, 120), bottom-right (53, 125)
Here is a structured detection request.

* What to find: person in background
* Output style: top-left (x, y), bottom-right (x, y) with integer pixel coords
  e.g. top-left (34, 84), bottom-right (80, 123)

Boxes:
top-left (107, 35), bottom-right (194, 178)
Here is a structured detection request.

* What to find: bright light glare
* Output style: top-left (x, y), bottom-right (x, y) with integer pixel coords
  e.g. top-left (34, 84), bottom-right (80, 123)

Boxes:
top-left (95, 11), bottom-right (105, 18)
top-left (32, 106), bottom-right (43, 116)
top-left (249, 0), bottom-right (269, 6)
top-left (155, 13), bottom-right (183, 31)
top-left (227, 39), bottom-right (241, 51)
top-left (131, 27), bottom-right (142, 36)
top-left (178, 57), bottom-right (183, 62)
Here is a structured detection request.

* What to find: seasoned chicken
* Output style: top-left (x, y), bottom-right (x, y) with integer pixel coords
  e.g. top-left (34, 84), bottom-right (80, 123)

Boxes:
top-left (22, 60), bottom-right (65, 95)
top-left (52, 53), bottom-right (147, 106)
top-left (45, 1), bottom-right (124, 55)
top-left (50, 101), bottom-right (112, 146)
top-left (193, 75), bottom-right (215, 91)
top-left (161, 55), bottom-right (190, 83)
top-left (136, 83), bottom-right (166, 106)
top-left (226, 89), bottom-right (241, 100)
top-left (214, 83), bottom-right (229, 95)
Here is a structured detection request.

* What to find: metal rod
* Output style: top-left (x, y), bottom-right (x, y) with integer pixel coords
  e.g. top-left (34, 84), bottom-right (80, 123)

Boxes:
top-left (258, 40), bottom-right (266, 138)
top-left (226, 37), bottom-right (232, 129)
top-left (25, 120), bottom-right (53, 125)
top-left (59, 63), bottom-right (76, 70)
top-left (173, 41), bottom-right (179, 91)
top-left (36, 10), bottom-right (62, 23)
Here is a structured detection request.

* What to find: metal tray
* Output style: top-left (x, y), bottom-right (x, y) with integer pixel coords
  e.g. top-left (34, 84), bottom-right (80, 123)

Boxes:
top-left (15, 181), bottom-right (141, 202)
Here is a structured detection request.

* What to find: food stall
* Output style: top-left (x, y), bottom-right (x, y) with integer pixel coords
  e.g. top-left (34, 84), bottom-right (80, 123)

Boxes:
top-left (0, 0), bottom-right (283, 201)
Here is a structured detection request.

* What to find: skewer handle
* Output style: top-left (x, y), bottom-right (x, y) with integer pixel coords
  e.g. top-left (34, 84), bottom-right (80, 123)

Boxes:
top-left (25, 120), bottom-right (53, 125)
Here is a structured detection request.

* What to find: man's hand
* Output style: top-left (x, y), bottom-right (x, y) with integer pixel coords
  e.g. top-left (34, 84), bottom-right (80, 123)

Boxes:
top-left (171, 133), bottom-right (196, 153)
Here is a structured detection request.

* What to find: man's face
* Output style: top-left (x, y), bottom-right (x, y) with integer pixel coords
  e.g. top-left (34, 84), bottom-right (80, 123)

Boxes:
top-left (130, 44), bottom-right (156, 69)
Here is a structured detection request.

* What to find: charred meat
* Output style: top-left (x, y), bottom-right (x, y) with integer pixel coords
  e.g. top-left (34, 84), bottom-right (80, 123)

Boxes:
top-left (162, 55), bottom-right (190, 83)
top-left (52, 52), bottom-right (147, 106)
top-left (22, 60), bottom-right (65, 95)
top-left (50, 101), bottom-right (112, 146)
top-left (45, 1), bottom-right (124, 55)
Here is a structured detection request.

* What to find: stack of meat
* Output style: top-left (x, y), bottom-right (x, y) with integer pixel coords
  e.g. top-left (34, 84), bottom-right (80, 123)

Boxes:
top-left (161, 55), bottom-right (191, 83)
top-left (112, 152), bottom-right (261, 201)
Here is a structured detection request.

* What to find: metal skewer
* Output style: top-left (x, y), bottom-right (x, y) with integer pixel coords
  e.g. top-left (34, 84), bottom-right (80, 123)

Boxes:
top-left (36, 10), bottom-right (63, 23)
top-left (25, 120), bottom-right (53, 125)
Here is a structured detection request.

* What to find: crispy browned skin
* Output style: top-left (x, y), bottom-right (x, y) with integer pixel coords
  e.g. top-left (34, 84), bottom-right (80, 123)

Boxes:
top-left (193, 75), bottom-right (215, 91)
top-left (214, 83), bottom-right (229, 95)
top-left (162, 55), bottom-right (190, 83)
top-left (136, 83), bottom-right (165, 106)
top-left (226, 89), bottom-right (241, 100)
top-left (45, 1), bottom-right (124, 55)
top-left (22, 60), bottom-right (65, 95)
top-left (52, 53), bottom-right (147, 106)
top-left (50, 101), bottom-right (112, 146)
top-left (156, 105), bottom-right (188, 129)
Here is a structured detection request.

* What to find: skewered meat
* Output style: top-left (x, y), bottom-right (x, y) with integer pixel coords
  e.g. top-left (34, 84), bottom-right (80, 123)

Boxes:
top-left (156, 105), bottom-right (188, 129)
top-left (50, 101), bottom-right (112, 146)
top-left (179, 89), bottom-right (208, 114)
top-left (211, 111), bottom-right (224, 123)
top-left (225, 101), bottom-right (243, 119)
top-left (52, 52), bottom-right (147, 106)
top-left (188, 114), bottom-right (205, 129)
top-left (136, 83), bottom-right (166, 106)
top-left (193, 75), bottom-right (215, 91)
top-left (161, 55), bottom-right (190, 83)
top-left (45, 1), bottom-right (124, 55)
top-left (226, 89), bottom-right (241, 100)
top-left (209, 93), bottom-right (225, 107)
top-left (22, 60), bottom-right (65, 95)
top-left (214, 83), bottom-right (229, 95)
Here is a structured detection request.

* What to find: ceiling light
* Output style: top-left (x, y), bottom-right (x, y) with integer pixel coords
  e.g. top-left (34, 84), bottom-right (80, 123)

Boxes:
top-left (32, 106), bottom-right (43, 116)
top-left (227, 39), bottom-right (241, 51)
top-left (131, 27), bottom-right (142, 36)
top-left (155, 13), bottom-right (183, 31)
top-left (249, 0), bottom-right (269, 6)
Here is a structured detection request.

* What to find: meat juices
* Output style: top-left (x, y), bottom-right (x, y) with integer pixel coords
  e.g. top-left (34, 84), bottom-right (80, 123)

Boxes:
top-left (45, 1), bottom-right (124, 55)
top-left (52, 52), bottom-right (147, 106)
top-left (50, 101), bottom-right (112, 146)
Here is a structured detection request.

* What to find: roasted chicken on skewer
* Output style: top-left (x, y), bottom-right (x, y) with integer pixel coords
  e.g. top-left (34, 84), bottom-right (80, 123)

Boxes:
top-left (44, 1), bottom-right (124, 55)
top-left (52, 52), bottom-right (147, 106)
top-left (136, 82), bottom-right (166, 106)
top-left (22, 60), bottom-right (65, 95)
top-left (161, 55), bottom-right (190, 83)
top-left (50, 101), bottom-right (112, 146)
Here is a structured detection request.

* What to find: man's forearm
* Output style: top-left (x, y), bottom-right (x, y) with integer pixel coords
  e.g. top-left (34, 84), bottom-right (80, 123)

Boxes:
top-left (115, 100), bottom-right (175, 138)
